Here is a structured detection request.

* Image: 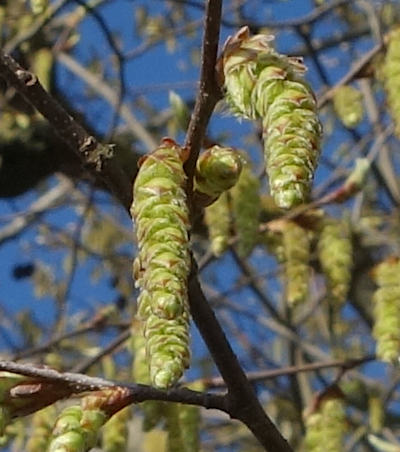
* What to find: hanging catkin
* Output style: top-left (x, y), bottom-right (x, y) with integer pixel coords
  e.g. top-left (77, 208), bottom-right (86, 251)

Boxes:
top-left (318, 217), bottom-right (353, 308)
top-left (282, 220), bottom-right (311, 306)
top-left (220, 26), bottom-right (322, 209)
top-left (204, 192), bottom-right (231, 257)
top-left (372, 257), bottom-right (400, 364)
top-left (231, 164), bottom-right (261, 257)
top-left (131, 138), bottom-right (190, 388)
top-left (382, 27), bottom-right (400, 137)
top-left (332, 85), bottom-right (364, 128)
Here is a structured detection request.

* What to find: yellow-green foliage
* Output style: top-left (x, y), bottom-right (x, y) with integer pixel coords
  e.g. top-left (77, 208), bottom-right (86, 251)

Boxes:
top-left (383, 27), bottom-right (400, 137)
top-left (231, 165), bottom-right (261, 257)
top-left (333, 85), bottom-right (364, 128)
top-left (282, 220), bottom-right (310, 306)
top-left (221, 27), bottom-right (322, 209)
top-left (131, 138), bottom-right (191, 388)
top-left (372, 258), bottom-right (400, 364)
top-left (204, 192), bottom-right (231, 257)
top-left (26, 405), bottom-right (56, 452)
top-left (304, 398), bottom-right (346, 452)
top-left (318, 218), bottom-right (353, 307)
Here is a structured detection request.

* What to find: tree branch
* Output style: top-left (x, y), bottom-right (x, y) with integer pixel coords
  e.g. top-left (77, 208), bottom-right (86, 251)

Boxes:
top-left (0, 51), bottom-right (132, 211)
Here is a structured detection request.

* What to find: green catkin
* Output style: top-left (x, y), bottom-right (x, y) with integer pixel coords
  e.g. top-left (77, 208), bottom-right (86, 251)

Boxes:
top-left (131, 138), bottom-right (191, 388)
top-left (204, 192), bottom-right (231, 257)
top-left (231, 164), bottom-right (261, 257)
top-left (304, 398), bottom-right (346, 452)
top-left (372, 258), bottom-right (400, 364)
top-left (333, 85), bottom-right (364, 128)
top-left (30, 0), bottom-right (48, 14)
top-left (383, 27), bottom-right (400, 137)
top-left (102, 408), bottom-right (130, 452)
top-left (165, 401), bottom-right (200, 452)
top-left (318, 218), bottom-right (353, 308)
top-left (26, 405), bottom-right (56, 452)
top-left (369, 394), bottom-right (384, 433)
top-left (221, 27), bottom-right (322, 209)
top-left (131, 334), bottom-right (164, 431)
top-left (282, 220), bottom-right (310, 306)
top-left (194, 145), bottom-right (242, 201)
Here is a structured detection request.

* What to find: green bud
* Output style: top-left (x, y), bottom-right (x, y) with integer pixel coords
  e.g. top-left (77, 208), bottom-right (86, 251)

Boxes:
top-left (194, 146), bottom-right (242, 199)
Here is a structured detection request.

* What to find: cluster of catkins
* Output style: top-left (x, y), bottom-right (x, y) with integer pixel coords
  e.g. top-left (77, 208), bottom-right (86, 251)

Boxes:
top-left (220, 26), bottom-right (322, 209)
top-left (372, 257), bottom-right (400, 364)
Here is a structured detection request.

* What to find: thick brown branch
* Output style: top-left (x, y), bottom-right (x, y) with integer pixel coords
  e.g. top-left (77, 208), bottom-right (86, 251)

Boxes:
top-left (0, 51), bottom-right (132, 210)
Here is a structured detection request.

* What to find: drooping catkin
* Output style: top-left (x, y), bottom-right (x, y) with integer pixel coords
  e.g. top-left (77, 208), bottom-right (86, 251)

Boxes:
top-left (231, 164), bottom-right (261, 257)
top-left (282, 220), bottom-right (311, 306)
top-left (304, 397), bottom-right (346, 452)
top-left (204, 192), bottom-right (231, 257)
top-left (131, 138), bottom-right (191, 388)
top-left (372, 257), bottom-right (400, 364)
top-left (382, 27), bottom-right (400, 137)
top-left (102, 407), bottom-right (130, 452)
top-left (194, 145), bottom-right (242, 202)
top-left (220, 27), bottom-right (322, 209)
top-left (131, 333), bottom-right (164, 431)
top-left (26, 405), bottom-right (56, 452)
top-left (318, 218), bottom-right (353, 308)
top-left (333, 85), bottom-right (364, 128)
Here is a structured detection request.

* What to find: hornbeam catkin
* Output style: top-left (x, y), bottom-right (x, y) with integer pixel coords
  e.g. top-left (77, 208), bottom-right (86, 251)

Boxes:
top-left (333, 85), bottom-right (364, 128)
top-left (282, 220), bottom-right (310, 306)
top-left (131, 138), bottom-right (191, 388)
top-left (231, 164), bottom-right (261, 257)
top-left (318, 218), bottom-right (353, 308)
top-left (220, 27), bottom-right (322, 209)
top-left (204, 192), bottom-right (231, 257)
top-left (383, 27), bottom-right (400, 137)
top-left (304, 398), bottom-right (346, 452)
top-left (372, 258), bottom-right (400, 364)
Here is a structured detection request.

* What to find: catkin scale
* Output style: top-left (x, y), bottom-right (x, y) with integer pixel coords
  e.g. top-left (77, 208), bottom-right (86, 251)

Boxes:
top-left (221, 27), bottom-right (322, 209)
top-left (131, 138), bottom-right (191, 389)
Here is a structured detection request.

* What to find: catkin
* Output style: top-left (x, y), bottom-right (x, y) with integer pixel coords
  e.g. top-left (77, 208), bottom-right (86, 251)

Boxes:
top-left (382, 27), bottom-right (400, 137)
top-left (26, 405), bottom-right (56, 452)
top-left (231, 164), bottom-right (261, 257)
top-left (204, 192), bottom-right (231, 257)
top-left (102, 408), bottom-right (130, 452)
top-left (333, 85), bottom-right (364, 128)
top-left (372, 258), bottom-right (400, 364)
top-left (282, 220), bottom-right (310, 306)
top-left (318, 218), bottom-right (353, 308)
top-left (221, 27), bottom-right (322, 208)
top-left (131, 138), bottom-right (191, 388)
top-left (304, 398), bottom-right (346, 452)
